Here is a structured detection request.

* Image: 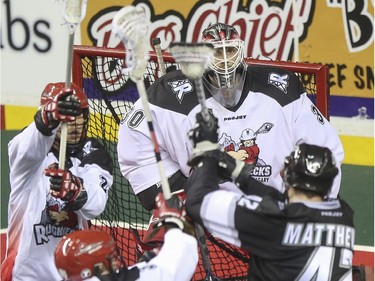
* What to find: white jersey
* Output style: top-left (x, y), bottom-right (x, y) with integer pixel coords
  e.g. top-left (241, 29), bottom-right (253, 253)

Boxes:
top-left (2, 122), bottom-right (113, 281)
top-left (131, 228), bottom-right (198, 281)
top-left (83, 228), bottom-right (198, 281)
top-left (118, 66), bottom-right (344, 198)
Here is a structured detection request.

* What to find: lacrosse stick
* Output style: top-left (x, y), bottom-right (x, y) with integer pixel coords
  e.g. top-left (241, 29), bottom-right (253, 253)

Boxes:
top-left (170, 42), bottom-right (222, 281)
top-left (57, 0), bottom-right (88, 170)
top-left (152, 38), bottom-right (166, 76)
top-left (112, 6), bottom-right (171, 200)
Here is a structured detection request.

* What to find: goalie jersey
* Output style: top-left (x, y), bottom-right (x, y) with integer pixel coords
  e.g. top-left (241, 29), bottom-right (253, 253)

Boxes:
top-left (118, 65), bottom-right (344, 197)
top-left (185, 158), bottom-right (355, 281)
top-left (2, 123), bottom-right (113, 281)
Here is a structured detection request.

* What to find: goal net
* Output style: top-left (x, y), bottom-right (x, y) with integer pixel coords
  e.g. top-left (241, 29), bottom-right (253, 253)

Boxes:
top-left (72, 45), bottom-right (330, 281)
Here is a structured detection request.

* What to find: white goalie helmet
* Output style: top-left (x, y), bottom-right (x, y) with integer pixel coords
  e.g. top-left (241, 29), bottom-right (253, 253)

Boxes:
top-left (202, 23), bottom-right (245, 89)
top-left (202, 23), bottom-right (246, 108)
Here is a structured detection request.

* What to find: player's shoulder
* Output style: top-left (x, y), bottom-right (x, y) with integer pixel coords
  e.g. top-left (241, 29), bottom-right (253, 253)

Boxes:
top-left (76, 138), bottom-right (113, 174)
top-left (245, 64), bottom-right (305, 106)
top-left (147, 69), bottom-right (199, 115)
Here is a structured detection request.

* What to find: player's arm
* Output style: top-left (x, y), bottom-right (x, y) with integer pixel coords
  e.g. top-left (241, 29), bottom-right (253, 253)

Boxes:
top-left (8, 86), bottom-right (81, 189)
top-left (75, 138), bottom-right (114, 218)
top-left (45, 139), bottom-right (113, 215)
top-left (117, 103), bottom-right (190, 210)
top-left (186, 112), bottom-right (253, 221)
top-left (133, 193), bottom-right (198, 281)
top-left (134, 228), bottom-right (198, 281)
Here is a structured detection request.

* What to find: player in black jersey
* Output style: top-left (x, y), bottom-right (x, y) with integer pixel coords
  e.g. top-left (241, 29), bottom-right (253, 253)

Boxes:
top-left (185, 114), bottom-right (354, 281)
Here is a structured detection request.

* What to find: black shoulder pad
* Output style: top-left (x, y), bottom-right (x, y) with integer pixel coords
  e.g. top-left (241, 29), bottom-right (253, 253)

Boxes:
top-left (147, 70), bottom-right (201, 115)
top-left (78, 138), bottom-right (113, 175)
top-left (246, 65), bottom-right (305, 106)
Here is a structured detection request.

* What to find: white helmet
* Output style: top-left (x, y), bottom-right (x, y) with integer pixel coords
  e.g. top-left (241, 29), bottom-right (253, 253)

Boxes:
top-left (202, 23), bottom-right (245, 89)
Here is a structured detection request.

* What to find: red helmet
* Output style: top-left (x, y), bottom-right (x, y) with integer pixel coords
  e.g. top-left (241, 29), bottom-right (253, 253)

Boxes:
top-left (54, 230), bottom-right (117, 281)
top-left (40, 82), bottom-right (89, 109)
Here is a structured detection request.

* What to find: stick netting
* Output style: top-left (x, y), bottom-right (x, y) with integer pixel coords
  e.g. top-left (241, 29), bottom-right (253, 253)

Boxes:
top-left (72, 45), bottom-right (329, 281)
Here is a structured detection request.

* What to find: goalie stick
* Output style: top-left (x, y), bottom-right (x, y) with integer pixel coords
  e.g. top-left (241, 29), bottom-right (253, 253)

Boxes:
top-left (56, 0), bottom-right (88, 170)
top-left (112, 5), bottom-right (171, 200)
top-left (170, 42), bottom-right (222, 281)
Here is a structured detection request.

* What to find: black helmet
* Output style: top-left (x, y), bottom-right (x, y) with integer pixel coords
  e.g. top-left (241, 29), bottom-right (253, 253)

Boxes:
top-left (283, 143), bottom-right (338, 195)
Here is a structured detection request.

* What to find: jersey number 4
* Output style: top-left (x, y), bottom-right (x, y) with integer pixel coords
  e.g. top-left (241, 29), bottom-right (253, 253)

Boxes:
top-left (296, 246), bottom-right (352, 280)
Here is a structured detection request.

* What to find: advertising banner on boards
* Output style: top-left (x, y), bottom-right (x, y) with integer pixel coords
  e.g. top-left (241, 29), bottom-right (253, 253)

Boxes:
top-left (81, 0), bottom-right (374, 118)
top-left (1, 0), bottom-right (373, 119)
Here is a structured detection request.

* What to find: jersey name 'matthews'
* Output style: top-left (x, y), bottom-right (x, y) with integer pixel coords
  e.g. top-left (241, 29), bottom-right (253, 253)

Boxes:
top-left (282, 222), bottom-right (355, 250)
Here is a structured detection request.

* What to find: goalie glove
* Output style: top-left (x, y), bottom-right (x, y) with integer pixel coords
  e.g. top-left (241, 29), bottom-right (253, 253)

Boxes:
top-left (149, 192), bottom-right (195, 237)
top-left (34, 87), bottom-right (82, 136)
top-left (189, 150), bottom-right (255, 186)
top-left (44, 163), bottom-right (88, 211)
top-left (189, 112), bottom-right (220, 156)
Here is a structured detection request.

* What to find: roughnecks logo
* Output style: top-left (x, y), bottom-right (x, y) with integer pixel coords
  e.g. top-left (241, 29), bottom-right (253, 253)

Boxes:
top-left (34, 195), bottom-right (78, 245)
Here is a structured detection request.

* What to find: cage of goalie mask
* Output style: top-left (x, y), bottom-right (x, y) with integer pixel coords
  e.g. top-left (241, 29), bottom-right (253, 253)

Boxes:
top-left (283, 143), bottom-right (338, 196)
top-left (202, 22), bottom-right (245, 90)
top-left (40, 82), bottom-right (90, 156)
top-left (54, 230), bottom-right (118, 281)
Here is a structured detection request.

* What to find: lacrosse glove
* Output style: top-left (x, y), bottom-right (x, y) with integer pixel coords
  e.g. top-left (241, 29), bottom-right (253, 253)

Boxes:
top-left (188, 111), bottom-right (220, 156)
top-left (189, 150), bottom-right (255, 186)
top-left (34, 87), bottom-right (82, 136)
top-left (44, 163), bottom-right (88, 211)
top-left (148, 192), bottom-right (195, 238)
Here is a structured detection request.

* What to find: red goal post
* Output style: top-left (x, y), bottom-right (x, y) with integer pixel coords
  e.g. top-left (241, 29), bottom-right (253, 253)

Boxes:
top-left (72, 45), bottom-right (330, 119)
top-left (72, 45), bottom-right (330, 281)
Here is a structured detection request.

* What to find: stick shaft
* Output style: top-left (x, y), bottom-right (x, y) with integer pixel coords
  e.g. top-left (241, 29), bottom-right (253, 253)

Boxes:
top-left (195, 223), bottom-right (212, 272)
top-left (59, 32), bottom-right (75, 170)
top-left (194, 78), bottom-right (211, 123)
top-left (136, 79), bottom-right (172, 199)
top-left (152, 38), bottom-right (166, 76)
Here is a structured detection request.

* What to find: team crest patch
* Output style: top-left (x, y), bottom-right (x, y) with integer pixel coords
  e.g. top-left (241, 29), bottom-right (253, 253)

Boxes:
top-left (168, 79), bottom-right (193, 103)
top-left (268, 73), bottom-right (289, 93)
top-left (311, 104), bottom-right (325, 124)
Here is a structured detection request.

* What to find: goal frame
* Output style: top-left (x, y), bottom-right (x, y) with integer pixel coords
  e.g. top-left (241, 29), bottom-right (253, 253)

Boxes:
top-left (71, 45), bottom-right (331, 280)
top-left (72, 45), bottom-right (330, 119)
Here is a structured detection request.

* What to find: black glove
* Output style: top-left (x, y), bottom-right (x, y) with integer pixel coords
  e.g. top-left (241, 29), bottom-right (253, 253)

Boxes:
top-left (150, 192), bottom-right (195, 236)
top-left (190, 150), bottom-right (254, 185)
top-left (189, 111), bottom-right (220, 155)
top-left (44, 163), bottom-right (88, 210)
top-left (34, 87), bottom-right (82, 136)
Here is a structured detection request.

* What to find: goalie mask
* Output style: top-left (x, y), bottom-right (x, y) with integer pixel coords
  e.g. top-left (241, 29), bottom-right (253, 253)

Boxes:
top-left (202, 23), bottom-right (246, 108)
top-left (41, 82), bottom-right (90, 156)
top-left (283, 143), bottom-right (338, 196)
top-left (54, 230), bottom-right (119, 281)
